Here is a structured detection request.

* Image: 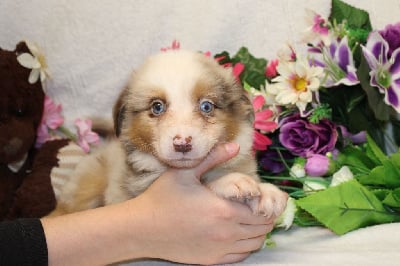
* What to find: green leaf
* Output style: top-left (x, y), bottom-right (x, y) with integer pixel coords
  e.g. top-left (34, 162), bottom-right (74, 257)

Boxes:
top-left (365, 134), bottom-right (388, 165)
top-left (373, 189), bottom-right (392, 201)
top-left (214, 47), bottom-right (267, 89)
top-left (231, 47), bottom-right (267, 89)
top-left (390, 152), bottom-right (400, 169)
top-left (296, 179), bottom-right (399, 235)
top-left (358, 160), bottom-right (400, 188)
top-left (294, 209), bottom-right (322, 227)
top-left (357, 56), bottom-right (391, 122)
top-left (337, 145), bottom-right (376, 173)
top-left (214, 51), bottom-right (232, 65)
top-left (329, 0), bottom-right (372, 32)
top-left (391, 120), bottom-right (400, 148)
top-left (382, 188), bottom-right (400, 208)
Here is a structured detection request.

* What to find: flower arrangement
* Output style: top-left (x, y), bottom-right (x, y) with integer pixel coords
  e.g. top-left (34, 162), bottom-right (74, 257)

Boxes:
top-left (17, 41), bottom-right (100, 153)
top-left (36, 95), bottom-right (100, 153)
top-left (212, 0), bottom-right (400, 235)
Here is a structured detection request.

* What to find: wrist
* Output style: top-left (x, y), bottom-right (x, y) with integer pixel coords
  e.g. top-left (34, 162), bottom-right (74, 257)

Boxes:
top-left (42, 200), bottom-right (153, 265)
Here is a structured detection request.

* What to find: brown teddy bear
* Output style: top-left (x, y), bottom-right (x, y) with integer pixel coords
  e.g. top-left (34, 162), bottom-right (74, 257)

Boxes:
top-left (0, 41), bottom-right (74, 220)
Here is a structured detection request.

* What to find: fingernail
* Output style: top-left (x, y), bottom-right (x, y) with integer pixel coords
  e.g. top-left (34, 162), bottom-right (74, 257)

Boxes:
top-left (224, 142), bottom-right (239, 155)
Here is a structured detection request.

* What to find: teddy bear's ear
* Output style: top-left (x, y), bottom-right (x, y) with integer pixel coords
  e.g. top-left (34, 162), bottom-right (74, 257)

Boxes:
top-left (15, 41), bottom-right (31, 55)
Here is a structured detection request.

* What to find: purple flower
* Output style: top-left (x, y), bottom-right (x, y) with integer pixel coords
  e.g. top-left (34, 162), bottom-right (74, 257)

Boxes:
top-left (379, 22), bottom-right (400, 58)
top-left (305, 154), bottom-right (330, 176)
top-left (338, 126), bottom-right (367, 145)
top-left (361, 31), bottom-right (400, 112)
top-left (279, 113), bottom-right (338, 157)
top-left (258, 149), bottom-right (294, 174)
top-left (310, 36), bottom-right (359, 87)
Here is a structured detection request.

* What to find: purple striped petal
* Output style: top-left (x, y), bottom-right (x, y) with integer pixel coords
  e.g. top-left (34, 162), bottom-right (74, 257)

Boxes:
top-left (366, 31), bottom-right (389, 64)
top-left (344, 71), bottom-right (359, 85)
top-left (386, 86), bottom-right (400, 111)
top-left (369, 73), bottom-right (384, 92)
top-left (390, 48), bottom-right (400, 75)
top-left (394, 77), bottom-right (400, 88)
top-left (329, 42), bottom-right (337, 58)
top-left (362, 45), bottom-right (379, 70)
top-left (311, 58), bottom-right (325, 68)
top-left (337, 38), bottom-right (350, 71)
top-left (308, 46), bottom-right (322, 54)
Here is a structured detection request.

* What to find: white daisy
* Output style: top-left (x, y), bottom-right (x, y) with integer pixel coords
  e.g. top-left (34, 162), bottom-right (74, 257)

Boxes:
top-left (16, 41), bottom-right (49, 84)
top-left (269, 57), bottom-right (323, 113)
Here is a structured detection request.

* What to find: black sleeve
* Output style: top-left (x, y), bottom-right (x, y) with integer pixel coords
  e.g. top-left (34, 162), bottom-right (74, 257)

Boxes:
top-left (0, 218), bottom-right (48, 266)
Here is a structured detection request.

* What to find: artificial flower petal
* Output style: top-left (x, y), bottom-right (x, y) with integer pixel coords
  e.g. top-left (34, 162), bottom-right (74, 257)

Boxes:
top-left (253, 95), bottom-right (265, 111)
top-left (253, 131), bottom-right (272, 151)
top-left (330, 166), bottom-right (354, 187)
top-left (16, 53), bottom-right (35, 68)
top-left (16, 41), bottom-right (49, 84)
top-left (390, 48), bottom-right (400, 74)
top-left (28, 69), bottom-right (40, 84)
top-left (367, 32), bottom-right (389, 64)
top-left (275, 197), bottom-right (297, 230)
top-left (75, 118), bottom-right (100, 153)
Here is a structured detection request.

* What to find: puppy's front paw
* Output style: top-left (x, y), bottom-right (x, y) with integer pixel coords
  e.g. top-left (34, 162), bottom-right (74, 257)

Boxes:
top-left (249, 183), bottom-right (288, 218)
top-left (207, 173), bottom-right (261, 203)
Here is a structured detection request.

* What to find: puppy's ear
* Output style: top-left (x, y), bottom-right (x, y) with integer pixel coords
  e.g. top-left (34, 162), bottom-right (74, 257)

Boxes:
top-left (113, 87), bottom-right (129, 137)
top-left (240, 92), bottom-right (255, 123)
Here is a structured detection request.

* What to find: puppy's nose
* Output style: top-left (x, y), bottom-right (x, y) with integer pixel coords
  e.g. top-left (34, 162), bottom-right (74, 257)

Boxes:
top-left (173, 135), bottom-right (192, 153)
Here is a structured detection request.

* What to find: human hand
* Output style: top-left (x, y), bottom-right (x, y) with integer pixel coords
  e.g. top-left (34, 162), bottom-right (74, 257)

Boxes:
top-left (133, 143), bottom-right (274, 265)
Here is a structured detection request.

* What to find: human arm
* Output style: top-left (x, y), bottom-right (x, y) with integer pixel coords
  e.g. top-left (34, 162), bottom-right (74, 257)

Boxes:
top-left (41, 143), bottom-right (275, 265)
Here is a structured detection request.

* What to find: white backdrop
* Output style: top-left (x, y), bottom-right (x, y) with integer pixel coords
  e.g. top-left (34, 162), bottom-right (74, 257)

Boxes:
top-left (1, 1), bottom-right (400, 265)
top-left (1, 0), bottom-right (399, 128)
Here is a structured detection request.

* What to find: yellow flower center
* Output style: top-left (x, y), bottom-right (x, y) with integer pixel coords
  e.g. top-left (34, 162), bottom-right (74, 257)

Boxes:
top-left (38, 54), bottom-right (48, 69)
top-left (292, 76), bottom-right (308, 92)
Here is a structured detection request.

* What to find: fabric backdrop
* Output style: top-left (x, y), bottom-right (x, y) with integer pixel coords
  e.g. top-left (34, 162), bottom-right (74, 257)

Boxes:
top-left (1, 0), bottom-right (400, 265)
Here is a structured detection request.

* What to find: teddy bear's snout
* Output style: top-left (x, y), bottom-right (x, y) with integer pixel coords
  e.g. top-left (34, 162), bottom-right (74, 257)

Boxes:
top-left (2, 137), bottom-right (23, 157)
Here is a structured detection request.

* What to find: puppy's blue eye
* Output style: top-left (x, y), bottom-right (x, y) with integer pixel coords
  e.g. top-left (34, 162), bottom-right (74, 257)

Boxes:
top-left (199, 100), bottom-right (214, 113)
top-left (151, 100), bottom-right (165, 115)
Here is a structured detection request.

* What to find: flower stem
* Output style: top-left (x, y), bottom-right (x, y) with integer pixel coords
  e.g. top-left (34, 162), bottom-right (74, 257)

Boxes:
top-left (57, 126), bottom-right (78, 142)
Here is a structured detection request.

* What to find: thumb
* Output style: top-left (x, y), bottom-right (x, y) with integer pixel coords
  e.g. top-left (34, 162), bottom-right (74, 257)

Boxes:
top-left (194, 142), bottom-right (240, 179)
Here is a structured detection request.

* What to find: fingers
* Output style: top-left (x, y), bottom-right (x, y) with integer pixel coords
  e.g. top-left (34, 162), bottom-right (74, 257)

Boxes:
top-left (219, 252), bottom-right (250, 264)
top-left (238, 223), bottom-right (274, 239)
top-left (228, 200), bottom-right (275, 225)
top-left (194, 143), bottom-right (240, 179)
top-left (218, 235), bottom-right (267, 264)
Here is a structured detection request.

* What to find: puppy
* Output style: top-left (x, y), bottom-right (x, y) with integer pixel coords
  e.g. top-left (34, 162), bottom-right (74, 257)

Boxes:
top-left (51, 50), bottom-right (288, 217)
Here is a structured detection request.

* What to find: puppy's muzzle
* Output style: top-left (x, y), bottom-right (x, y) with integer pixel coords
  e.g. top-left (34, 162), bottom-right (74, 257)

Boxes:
top-left (173, 135), bottom-right (192, 153)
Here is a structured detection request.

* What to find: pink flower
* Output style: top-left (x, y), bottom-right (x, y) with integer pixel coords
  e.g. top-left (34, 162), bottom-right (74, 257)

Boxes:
top-left (312, 14), bottom-right (329, 36)
top-left (253, 131), bottom-right (272, 151)
top-left (253, 94), bottom-right (266, 110)
top-left (35, 96), bottom-right (64, 147)
top-left (160, 40), bottom-right (181, 51)
top-left (203, 51), bottom-right (212, 57)
top-left (305, 154), bottom-right (330, 176)
top-left (232, 62), bottom-right (245, 80)
top-left (303, 9), bottom-right (330, 45)
top-left (252, 95), bottom-right (277, 151)
top-left (74, 118), bottom-right (100, 153)
top-left (35, 124), bottom-right (51, 148)
top-left (43, 96), bottom-right (64, 129)
top-left (265, 59), bottom-right (279, 78)
top-left (214, 55), bottom-right (244, 81)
